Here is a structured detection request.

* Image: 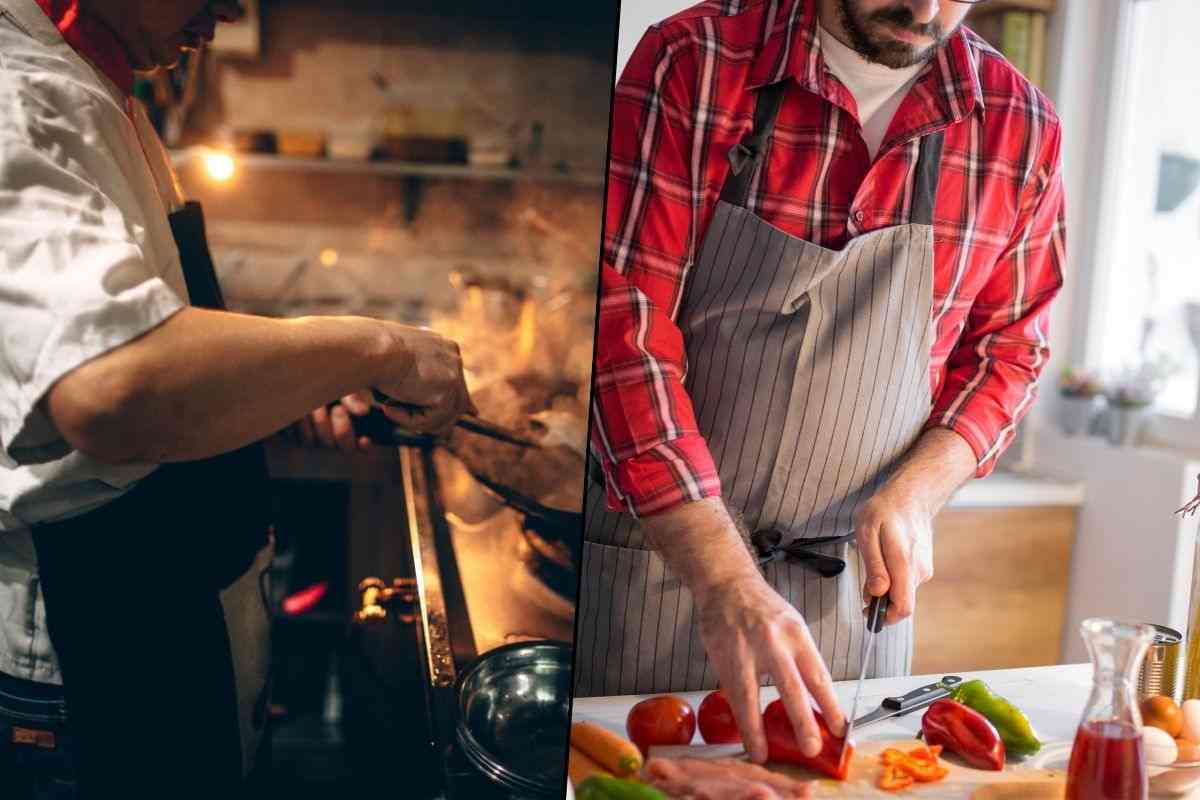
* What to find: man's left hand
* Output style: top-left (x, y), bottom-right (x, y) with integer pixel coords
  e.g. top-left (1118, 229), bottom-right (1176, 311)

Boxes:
top-left (289, 391), bottom-right (374, 452)
top-left (853, 486), bottom-right (935, 627)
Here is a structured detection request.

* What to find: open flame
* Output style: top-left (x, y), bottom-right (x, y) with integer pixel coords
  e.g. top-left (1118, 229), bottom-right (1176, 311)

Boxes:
top-left (516, 299), bottom-right (537, 364)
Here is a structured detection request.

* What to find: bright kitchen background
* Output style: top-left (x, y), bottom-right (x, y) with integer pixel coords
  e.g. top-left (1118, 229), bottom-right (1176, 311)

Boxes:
top-left (616, 0), bottom-right (1200, 670)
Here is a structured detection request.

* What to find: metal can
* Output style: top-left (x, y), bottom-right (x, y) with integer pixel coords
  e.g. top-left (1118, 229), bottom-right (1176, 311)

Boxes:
top-left (1139, 624), bottom-right (1183, 702)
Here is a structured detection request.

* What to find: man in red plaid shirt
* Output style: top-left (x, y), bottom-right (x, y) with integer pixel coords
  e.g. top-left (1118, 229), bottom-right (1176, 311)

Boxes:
top-left (578, 0), bottom-right (1065, 764)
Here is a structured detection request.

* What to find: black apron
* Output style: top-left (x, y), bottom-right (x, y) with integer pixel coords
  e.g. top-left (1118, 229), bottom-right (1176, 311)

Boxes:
top-left (30, 202), bottom-right (273, 798)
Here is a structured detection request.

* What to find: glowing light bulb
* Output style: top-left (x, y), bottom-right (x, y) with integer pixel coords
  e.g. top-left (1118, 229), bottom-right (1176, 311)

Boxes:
top-left (204, 151), bottom-right (235, 182)
top-left (319, 248), bottom-right (339, 268)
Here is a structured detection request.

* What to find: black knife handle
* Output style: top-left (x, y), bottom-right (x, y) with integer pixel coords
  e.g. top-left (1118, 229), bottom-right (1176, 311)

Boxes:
top-left (866, 594), bottom-right (890, 634)
top-left (881, 675), bottom-right (963, 712)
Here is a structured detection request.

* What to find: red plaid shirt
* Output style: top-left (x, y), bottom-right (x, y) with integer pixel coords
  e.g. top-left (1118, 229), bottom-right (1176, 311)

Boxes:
top-left (592, 0), bottom-right (1066, 517)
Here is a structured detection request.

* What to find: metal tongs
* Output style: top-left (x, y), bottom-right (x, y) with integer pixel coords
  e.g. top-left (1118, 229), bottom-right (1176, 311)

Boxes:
top-left (367, 389), bottom-right (540, 448)
top-left (350, 391), bottom-right (581, 534)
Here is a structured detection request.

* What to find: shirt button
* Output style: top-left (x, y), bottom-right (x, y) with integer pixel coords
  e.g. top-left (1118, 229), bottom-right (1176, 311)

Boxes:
top-left (853, 210), bottom-right (865, 223)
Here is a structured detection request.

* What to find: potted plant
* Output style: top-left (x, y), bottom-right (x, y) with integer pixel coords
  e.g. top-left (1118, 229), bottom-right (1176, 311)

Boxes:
top-left (1059, 366), bottom-right (1105, 437)
top-left (1103, 357), bottom-right (1178, 446)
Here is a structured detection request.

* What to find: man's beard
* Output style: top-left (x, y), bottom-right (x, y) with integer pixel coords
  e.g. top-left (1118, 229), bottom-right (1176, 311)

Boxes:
top-left (835, 0), bottom-right (955, 68)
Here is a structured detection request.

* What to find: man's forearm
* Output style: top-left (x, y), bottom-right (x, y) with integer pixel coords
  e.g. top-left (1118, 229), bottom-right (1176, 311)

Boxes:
top-left (45, 307), bottom-right (403, 463)
top-left (880, 427), bottom-right (977, 515)
top-left (640, 497), bottom-right (761, 597)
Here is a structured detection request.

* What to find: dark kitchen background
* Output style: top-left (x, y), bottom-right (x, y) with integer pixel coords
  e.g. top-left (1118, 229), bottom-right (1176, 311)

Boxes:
top-left (136, 1), bottom-right (616, 796)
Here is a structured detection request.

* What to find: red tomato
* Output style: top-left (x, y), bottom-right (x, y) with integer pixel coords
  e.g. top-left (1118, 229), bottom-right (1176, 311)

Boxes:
top-left (762, 699), bottom-right (853, 781)
top-left (626, 695), bottom-right (696, 754)
top-left (698, 689), bottom-right (741, 744)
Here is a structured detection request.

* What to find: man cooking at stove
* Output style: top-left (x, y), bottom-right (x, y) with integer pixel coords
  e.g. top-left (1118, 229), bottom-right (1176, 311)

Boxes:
top-left (0, 0), bottom-right (473, 796)
top-left (579, 0), bottom-right (1064, 767)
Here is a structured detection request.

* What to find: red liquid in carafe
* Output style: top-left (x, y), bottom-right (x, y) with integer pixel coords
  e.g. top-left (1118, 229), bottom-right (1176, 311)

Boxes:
top-left (1066, 720), bottom-right (1147, 800)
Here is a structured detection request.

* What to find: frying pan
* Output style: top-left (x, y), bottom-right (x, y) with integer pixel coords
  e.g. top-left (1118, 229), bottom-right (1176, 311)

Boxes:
top-left (350, 406), bottom-right (583, 537)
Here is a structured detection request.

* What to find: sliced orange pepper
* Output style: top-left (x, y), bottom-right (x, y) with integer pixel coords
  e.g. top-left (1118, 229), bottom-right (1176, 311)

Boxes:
top-left (908, 744), bottom-right (943, 761)
top-left (895, 757), bottom-right (950, 783)
top-left (878, 744), bottom-right (950, 785)
top-left (878, 764), bottom-right (915, 791)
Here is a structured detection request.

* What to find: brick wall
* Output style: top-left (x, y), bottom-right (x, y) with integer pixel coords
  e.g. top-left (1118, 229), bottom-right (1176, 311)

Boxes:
top-left (178, 0), bottom-right (613, 330)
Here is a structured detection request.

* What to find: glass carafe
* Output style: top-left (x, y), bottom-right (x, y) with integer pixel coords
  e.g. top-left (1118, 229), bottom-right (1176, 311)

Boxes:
top-left (1066, 618), bottom-right (1156, 800)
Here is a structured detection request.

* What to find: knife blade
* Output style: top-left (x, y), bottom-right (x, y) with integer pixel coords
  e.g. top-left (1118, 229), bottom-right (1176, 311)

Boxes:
top-left (841, 594), bottom-right (889, 760)
top-left (850, 675), bottom-right (963, 730)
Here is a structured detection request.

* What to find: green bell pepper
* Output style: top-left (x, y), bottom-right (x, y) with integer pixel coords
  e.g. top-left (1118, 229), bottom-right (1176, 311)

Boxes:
top-left (576, 776), bottom-right (668, 800)
top-left (950, 678), bottom-right (1042, 756)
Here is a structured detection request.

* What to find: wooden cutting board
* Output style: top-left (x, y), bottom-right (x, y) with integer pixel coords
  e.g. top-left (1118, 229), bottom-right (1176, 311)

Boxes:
top-left (648, 741), bottom-right (1066, 799)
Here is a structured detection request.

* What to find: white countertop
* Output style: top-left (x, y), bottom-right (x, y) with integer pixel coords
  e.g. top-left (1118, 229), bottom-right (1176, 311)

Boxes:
top-left (573, 664), bottom-right (1089, 755)
top-left (946, 472), bottom-right (1084, 509)
top-left (572, 664), bottom-right (1197, 797)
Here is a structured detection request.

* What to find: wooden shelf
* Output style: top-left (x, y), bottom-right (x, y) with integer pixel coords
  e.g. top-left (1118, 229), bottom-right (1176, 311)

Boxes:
top-left (966, 0), bottom-right (1055, 90)
top-left (170, 148), bottom-right (603, 188)
top-left (171, 147), bottom-right (603, 222)
top-left (970, 0), bottom-right (1055, 13)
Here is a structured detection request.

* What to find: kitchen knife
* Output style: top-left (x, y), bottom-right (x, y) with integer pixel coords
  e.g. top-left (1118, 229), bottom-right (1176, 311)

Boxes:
top-left (849, 675), bottom-right (963, 731)
top-left (841, 593), bottom-right (890, 761)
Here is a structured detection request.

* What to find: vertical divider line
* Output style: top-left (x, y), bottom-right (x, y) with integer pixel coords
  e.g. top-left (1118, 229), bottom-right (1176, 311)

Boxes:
top-left (563, 6), bottom-right (627, 786)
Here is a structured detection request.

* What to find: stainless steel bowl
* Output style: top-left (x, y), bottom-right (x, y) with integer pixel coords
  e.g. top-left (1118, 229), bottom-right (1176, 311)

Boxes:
top-left (457, 640), bottom-right (572, 797)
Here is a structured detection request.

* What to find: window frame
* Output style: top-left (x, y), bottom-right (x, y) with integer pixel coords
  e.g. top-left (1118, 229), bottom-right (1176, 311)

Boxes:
top-left (1063, 0), bottom-right (1200, 449)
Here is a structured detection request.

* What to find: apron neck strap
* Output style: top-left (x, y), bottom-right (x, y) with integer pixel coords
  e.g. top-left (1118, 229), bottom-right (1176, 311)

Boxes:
top-left (720, 80), bottom-right (947, 228)
top-left (910, 131), bottom-right (945, 227)
top-left (168, 201), bottom-right (227, 310)
top-left (720, 80), bottom-right (790, 208)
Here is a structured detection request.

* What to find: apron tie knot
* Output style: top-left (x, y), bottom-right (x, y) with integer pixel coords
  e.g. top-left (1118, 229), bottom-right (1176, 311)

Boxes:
top-left (751, 528), bottom-right (855, 578)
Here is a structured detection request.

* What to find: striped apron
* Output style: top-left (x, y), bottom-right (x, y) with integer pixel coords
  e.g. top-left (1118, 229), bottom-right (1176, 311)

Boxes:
top-left (576, 80), bottom-right (942, 696)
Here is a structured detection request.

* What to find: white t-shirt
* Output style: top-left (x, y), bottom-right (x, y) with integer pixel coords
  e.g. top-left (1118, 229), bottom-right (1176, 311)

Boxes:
top-left (818, 24), bottom-right (926, 159)
top-left (0, 0), bottom-right (190, 683)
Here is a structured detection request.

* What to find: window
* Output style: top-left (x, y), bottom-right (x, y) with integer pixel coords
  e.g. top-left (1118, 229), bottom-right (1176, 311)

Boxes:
top-left (1089, 0), bottom-right (1200, 435)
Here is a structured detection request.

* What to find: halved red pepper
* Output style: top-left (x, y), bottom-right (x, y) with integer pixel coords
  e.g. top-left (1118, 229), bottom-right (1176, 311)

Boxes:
top-left (762, 700), bottom-right (853, 780)
top-left (921, 698), bottom-right (1005, 771)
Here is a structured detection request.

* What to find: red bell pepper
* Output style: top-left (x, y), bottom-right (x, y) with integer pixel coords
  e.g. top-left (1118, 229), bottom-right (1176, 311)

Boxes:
top-left (762, 700), bottom-right (853, 780)
top-left (921, 698), bottom-right (1005, 771)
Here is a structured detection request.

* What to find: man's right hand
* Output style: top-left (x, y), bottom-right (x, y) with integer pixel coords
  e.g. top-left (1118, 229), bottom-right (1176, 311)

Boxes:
top-left (640, 498), bottom-right (845, 764)
top-left (374, 325), bottom-right (476, 435)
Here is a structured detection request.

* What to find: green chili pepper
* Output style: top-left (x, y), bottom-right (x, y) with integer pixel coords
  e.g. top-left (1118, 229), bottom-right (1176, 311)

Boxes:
top-left (950, 679), bottom-right (1042, 756)
top-left (576, 775), bottom-right (668, 800)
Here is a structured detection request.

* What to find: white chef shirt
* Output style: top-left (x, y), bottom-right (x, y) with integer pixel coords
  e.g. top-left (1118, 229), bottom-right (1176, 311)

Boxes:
top-left (818, 24), bottom-right (927, 160)
top-left (0, 0), bottom-right (191, 683)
